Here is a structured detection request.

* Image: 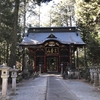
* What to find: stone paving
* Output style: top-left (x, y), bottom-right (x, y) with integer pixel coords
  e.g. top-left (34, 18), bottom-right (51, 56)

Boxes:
top-left (62, 79), bottom-right (100, 100)
top-left (10, 75), bottom-right (47, 100)
top-left (46, 74), bottom-right (79, 100)
top-left (1, 74), bottom-right (100, 100)
top-left (0, 74), bottom-right (48, 100)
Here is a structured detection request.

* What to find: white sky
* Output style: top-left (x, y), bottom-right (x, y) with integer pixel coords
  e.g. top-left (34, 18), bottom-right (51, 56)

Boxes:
top-left (26, 0), bottom-right (76, 27)
top-left (26, 0), bottom-right (61, 27)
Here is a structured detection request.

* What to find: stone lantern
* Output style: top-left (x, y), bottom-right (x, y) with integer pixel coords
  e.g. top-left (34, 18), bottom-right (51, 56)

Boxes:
top-left (23, 54), bottom-right (28, 76)
top-left (93, 67), bottom-right (99, 87)
top-left (60, 63), bottom-right (63, 76)
top-left (10, 65), bottom-right (18, 94)
top-left (89, 66), bottom-right (94, 83)
top-left (39, 64), bottom-right (42, 75)
top-left (0, 64), bottom-right (10, 100)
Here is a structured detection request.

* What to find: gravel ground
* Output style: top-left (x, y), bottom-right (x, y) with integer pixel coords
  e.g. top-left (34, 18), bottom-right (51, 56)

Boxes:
top-left (1, 74), bottom-right (100, 100)
top-left (6, 74), bottom-right (47, 100)
top-left (62, 79), bottom-right (100, 100)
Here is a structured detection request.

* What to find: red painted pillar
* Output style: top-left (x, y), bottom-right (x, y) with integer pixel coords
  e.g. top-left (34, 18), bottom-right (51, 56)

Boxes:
top-left (44, 55), bottom-right (46, 72)
top-left (34, 49), bottom-right (36, 72)
top-left (58, 55), bottom-right (60, 72)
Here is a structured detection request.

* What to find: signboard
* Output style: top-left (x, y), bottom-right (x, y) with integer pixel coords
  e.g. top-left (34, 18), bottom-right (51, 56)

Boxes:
top-left (45, 47), bottom-right (59, 54)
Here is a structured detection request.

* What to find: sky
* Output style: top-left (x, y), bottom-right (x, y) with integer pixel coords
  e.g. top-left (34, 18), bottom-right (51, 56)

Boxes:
top-left (26, 0), bottom-right (61, 27)
top-left (26, 0), bottom-right (76, 27)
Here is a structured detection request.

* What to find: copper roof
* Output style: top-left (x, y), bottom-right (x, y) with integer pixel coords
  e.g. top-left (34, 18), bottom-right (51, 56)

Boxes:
top-left (20, 27), bottom-right (85, 46)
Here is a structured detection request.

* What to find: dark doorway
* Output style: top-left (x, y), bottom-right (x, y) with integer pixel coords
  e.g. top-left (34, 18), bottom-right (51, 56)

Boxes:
top-left (46, 56), bottom-right (58, 72)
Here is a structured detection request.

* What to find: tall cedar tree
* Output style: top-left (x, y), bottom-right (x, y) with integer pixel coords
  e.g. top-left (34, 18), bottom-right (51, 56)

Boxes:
top-left (9, 0), bottom-right (20, 67)
top-left (75, 0), bottom-right (100, 65)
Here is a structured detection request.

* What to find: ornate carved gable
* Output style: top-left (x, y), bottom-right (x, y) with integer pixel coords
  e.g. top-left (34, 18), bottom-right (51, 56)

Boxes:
top-left (47, 33), bottom-right (57, 38)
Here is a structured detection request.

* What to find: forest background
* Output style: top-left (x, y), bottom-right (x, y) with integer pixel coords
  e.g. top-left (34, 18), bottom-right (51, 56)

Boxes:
top-left (0, 0), bottom-right (100, 70)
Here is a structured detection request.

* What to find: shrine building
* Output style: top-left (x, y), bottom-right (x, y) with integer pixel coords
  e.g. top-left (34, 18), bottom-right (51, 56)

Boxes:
top-left (20, 27), bottom-right (85, 73)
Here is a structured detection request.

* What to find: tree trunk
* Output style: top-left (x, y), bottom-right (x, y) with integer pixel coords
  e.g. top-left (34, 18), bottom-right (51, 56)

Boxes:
top-left (6, 42), bottom-right (9, 64)
top-left (8, 0), bottom-right (20, 67)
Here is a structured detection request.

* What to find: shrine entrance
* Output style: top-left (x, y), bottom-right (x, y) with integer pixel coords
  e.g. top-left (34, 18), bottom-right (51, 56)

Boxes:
top-left (20, 27), bottom-right (85, 73)
top-left (46, 56), bottom-right (58, 72)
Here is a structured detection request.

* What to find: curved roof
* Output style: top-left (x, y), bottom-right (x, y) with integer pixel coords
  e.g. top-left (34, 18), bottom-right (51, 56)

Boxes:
top-left (20, 27), bottom-right (85, 46)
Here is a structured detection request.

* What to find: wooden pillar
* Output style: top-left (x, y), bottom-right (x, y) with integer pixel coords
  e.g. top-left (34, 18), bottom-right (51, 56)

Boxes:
top-left (59, 47), bottom-right (62, 73)
top-left (22, 47), bottom-right (25, 71)
top-left (44, 55), bottom-right (46, 72)
top-left (84, 45), bottom-right (87, 67)
top-left (34, 49), bottom-right (36, 72)
top-left (76, 47), bottom-right (79, 68)
top-left (68, 46), bottom-right (70, 64)
top-left (70, 43), bottom-right (75, 70)
top-left (70, 45), bottom-right (72, 69)
top-left (58, 55), bottom-right (60, 72)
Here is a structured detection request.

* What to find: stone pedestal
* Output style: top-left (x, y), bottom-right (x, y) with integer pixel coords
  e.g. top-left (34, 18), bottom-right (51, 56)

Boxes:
top-left (23, 54), bottom-right (29, 78)
top-left (10, 66), bottom-right (18, 94)
top-left (0, 64), bottom-right (10, 100)
top-left (39, 64), bottom-right (42, 75)
top-left (98, 72), bottom-right (100, 90)
top-left (93, 70), bottom-right (99, 87)
top-left (61, 67), bottom-right (63, 76)
top-left (90, 69), bottom-right (94, 83)
top-left (97, 69), bottom-right (100, 90)
top-left (61, 63), bottom-right (63, 76)
top-left (39, 66), bottom-right (41, 75)
top-left (89, 66), bottom-right (100, 89)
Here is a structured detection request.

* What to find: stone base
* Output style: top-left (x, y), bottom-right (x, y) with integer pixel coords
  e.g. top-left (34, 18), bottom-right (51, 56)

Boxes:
top-left (93, 83), bottom-right (99, 87)
top-left (0, 96), bottom-right (12, 100)
top-left (98, 86), bottom-right (100, 90)
top-left (68, 71), bottom-right (79, 79)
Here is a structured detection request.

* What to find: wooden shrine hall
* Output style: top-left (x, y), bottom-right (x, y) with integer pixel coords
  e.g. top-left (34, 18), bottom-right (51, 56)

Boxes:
top-left (20, 27), bottom-right (85, 73)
